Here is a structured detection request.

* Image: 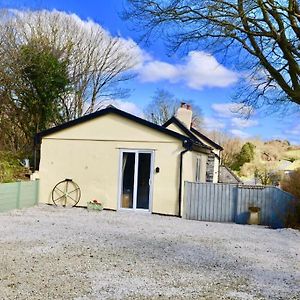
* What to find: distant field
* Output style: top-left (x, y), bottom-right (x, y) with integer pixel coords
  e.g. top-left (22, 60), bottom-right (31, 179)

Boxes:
top-left (287, 160), bottom-right (300, 170)
top-left (284, 150), bottom-right (300, 160)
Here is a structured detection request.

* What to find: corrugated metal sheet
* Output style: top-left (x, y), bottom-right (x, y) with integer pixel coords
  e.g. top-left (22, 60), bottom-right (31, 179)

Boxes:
top-left (0, 180), bottom-right (39, 212)
top-left (184, 182), bottom-right (294, 228)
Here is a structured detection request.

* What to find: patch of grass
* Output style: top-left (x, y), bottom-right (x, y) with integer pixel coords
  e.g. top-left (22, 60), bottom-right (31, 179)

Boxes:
top-left (291, 160), bottom-right (300, 169)
top-left (0, 151), bottom-right (28, 183)
top-left (284, 160), bottom-right (300, 171)
top-left (284, 150), bottom-right (300, 160)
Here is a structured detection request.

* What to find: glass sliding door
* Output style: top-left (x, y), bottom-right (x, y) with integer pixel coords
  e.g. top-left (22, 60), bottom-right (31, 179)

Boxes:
top-left (120, 150), bottom-right (153, 211)
top-left (136, 153), bottom-right (151, 209)
top-left (121, 152), bottom-right (135, 209)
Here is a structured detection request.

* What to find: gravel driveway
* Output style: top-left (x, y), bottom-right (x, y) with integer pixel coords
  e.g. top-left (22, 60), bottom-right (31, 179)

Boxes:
top-left (0, 205), bottom-right (299, 300)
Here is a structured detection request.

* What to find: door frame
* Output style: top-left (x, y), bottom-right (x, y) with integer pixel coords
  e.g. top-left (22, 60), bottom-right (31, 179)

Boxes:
top-left (117, 149), bottom-right (155, 212)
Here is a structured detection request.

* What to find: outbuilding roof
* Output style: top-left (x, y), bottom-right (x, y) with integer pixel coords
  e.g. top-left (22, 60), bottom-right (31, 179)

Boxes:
top-left (163, 117), bottom-right (223, 151)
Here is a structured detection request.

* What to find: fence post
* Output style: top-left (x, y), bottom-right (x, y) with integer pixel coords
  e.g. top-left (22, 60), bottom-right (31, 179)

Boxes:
top-left (34, 180), bottom-right (39, 205)
top-left (233, 185), bottom-right (239, 223)
top-left (183, 182), bottom-right (190, 219)
top-left (16, 181), bottom-right (21, 209)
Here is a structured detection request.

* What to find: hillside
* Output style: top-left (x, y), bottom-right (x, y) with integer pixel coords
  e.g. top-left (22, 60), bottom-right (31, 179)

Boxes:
top-left (284, 149), bottom-right (300, 161)
top-left (237, 140), bottom-right (300, 183)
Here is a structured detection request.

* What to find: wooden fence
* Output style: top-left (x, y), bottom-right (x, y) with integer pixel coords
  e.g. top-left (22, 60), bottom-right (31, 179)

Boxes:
top-left (184, 182), bottom-right (294, 228)
top-left (0, 180), bottom-right (39, 213)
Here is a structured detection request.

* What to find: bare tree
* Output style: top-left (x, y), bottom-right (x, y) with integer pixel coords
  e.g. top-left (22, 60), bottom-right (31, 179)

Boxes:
top-left (254, 164), bottom-right (280, 186)
top-left (144, 89), bottom-right (203, 126)
top-left (206, 130), bottom-right (243, 166)
top-left (124, 1), bottom-right (300, 110)
top-left (1, 9), bottom-right (140, 120)
top-left (0, 9), bottom-right (140, 153)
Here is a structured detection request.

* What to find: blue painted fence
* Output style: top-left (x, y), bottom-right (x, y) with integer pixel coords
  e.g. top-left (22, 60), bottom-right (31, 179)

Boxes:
top-left (184, 182), bottom-right (294, 228)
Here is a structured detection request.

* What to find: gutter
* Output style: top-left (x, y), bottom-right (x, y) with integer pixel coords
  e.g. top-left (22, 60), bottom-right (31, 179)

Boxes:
top-left (178, 139), bottom-right (193, 217)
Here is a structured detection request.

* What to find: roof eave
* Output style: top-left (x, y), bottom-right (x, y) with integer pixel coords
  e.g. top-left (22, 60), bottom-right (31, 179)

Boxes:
top-left (163, 117), bottom-right (208, 147)
top-left (35, 107), bottom-right (191, 145)
top-left (190, 127), bottom-right (223, 151)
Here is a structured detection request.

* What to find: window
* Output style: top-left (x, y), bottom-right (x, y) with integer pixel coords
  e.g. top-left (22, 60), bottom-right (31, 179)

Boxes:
top-left (195, 156), bottom-right (202, 182)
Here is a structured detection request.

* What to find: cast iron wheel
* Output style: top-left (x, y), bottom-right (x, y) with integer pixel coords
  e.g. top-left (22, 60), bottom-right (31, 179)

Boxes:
top-left (51, 179), bottom-right (81, 207)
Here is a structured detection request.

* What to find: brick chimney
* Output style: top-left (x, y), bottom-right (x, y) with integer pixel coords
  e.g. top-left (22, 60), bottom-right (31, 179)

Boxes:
top-left (175, 102), bottom-right (193, 129)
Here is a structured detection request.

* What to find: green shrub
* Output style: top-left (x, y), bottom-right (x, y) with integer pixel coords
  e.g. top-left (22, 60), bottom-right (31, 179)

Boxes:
top-left (231, 142), bottom-right (255, 171)
top-left (0, 151), bottom-right (27, 183)
top-left (284, 157), bottom-right (296, 163)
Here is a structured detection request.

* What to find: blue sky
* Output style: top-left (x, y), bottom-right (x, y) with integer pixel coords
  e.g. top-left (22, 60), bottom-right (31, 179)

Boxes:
top-left (1, 0), bottom-right (299, 144)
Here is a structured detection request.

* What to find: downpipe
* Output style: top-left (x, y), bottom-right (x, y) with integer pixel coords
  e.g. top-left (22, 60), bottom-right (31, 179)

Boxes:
top-left (178, 139), bottom-right (193, 217)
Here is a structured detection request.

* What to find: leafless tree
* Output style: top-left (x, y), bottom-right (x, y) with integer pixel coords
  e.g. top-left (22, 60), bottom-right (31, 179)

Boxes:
top-left (144, 89), bottom-right (203, 126)
top-left (206, 130), bottom-right (243, 166)
top-left (124, 1), bottom-right (300, 111)
top-left (1, 9), bottom-right (140, 120)
top-left (0, 9), bottom-right (140, 153)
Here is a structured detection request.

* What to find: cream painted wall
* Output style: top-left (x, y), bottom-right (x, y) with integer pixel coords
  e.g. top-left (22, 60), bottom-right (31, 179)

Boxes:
top-left (213, 151), bottom-right (220, 183)
top-left (180, 151), bottom-right (207, 216)
top-left (47, 114), bottom-right (176, 142)
top-left (166, 122), bottom-right (220, 183)
top-left (165, 123), bottom-right (189, 137)
top-left (39, 113), bottom-right (189, 216)
top-left (190, 133), bottom-right (221, 183)
top-left (182, 151), bottom-right (207, 184)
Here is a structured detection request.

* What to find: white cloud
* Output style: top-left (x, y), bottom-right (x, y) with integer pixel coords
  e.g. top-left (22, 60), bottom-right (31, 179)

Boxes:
top-left (182, 51), bottom-right (238, 89)
top-left (230, 129), bottom-right (250, 139)
top-left (231, 118), bottom-right (258, 128)
top-left (205, 102), bottom-right (257, 138)
top-left (9, 9), bottom-right (143, 71)
top-left (212, 103), bottom-right (253, 118)
top-left (10, 10), bottom-right (238, 92)
top-left (138, 61), bottom-right (179, 82)
top-left (285, 124), bottom-right (300, 136)
top-left (202, 117), bottom-right (225, 131)
top-left (102, 100), bottom-right (144, 117)
top-left (138, 51), bottom-right (239, 89)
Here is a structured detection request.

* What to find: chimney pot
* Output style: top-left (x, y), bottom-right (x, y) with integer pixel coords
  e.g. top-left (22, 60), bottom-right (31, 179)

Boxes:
top-left (175, 103), bottom-right (193, 129)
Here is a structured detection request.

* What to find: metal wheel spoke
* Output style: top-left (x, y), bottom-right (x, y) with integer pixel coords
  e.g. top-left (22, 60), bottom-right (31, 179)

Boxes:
top-left (56, 197), bottom-right (67, 204)
top-left (67, 194), bottom-right (77, 202)
top-left (55, 187), bottom-right (65, 195)
top-left (52, 180), bottom-right (81, 207)
top-left (53, 190), bottom-right (64, 198)
top-left (68, 188), bottom-right (79, 194)
top-left (53, 194), bottom-right (66, 202)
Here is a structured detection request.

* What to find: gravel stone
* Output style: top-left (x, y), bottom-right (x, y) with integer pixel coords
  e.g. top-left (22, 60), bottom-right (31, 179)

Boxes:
top-left (0, 205), bottom-right (299, 299)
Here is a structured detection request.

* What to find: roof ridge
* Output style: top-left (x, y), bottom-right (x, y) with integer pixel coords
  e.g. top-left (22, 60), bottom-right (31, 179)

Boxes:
top-left (35, 106), bottom-right (192, 144)
top-left (163, 116), bottom-right (211, 150)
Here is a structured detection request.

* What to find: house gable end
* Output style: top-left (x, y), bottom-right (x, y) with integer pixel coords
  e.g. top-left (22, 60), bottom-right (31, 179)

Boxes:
top-left (36, 107), bottom-right (190, 144)
top-left (164, 122), bottom-right (190, 138)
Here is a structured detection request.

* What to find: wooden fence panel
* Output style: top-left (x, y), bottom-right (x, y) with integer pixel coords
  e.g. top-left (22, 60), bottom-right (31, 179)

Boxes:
top-left (0, 180), bottom-right (39, 213)
top-left (184, 181), bottom-right (294, 228)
